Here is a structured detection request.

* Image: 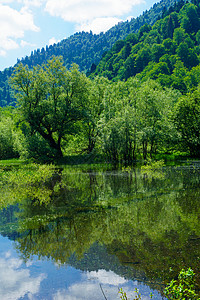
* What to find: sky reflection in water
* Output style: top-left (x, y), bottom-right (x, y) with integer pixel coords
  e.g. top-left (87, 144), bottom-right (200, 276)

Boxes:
top-left (1, 163), bottom-right (199, 299)
top-left (0, 235), bottom-right (164, 300)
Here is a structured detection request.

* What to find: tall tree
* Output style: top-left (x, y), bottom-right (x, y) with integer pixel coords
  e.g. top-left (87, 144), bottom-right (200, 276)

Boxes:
top-left (173, 86), bottom-right (200, 157)
top-left (10, 57), bottom-right (90, 158)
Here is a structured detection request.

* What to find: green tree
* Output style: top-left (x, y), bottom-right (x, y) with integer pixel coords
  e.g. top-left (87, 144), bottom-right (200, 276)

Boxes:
top-left (195, 29), bottom-right (200, 45)
top-left (98, 79), bottom-right (139, 164)
top-left (152, 44), bottom-right (165, 63)
top-left (0, 107), bottom-right (25, 159)
top-left (137, 80), bottom-right (179, 158)
top-left (173, 27), bottom-right (186, 45)
top-left (171, 59), bottom-right (188, 93)
top-left (78, 76), bottom-right (109, 153)
top-left (0, 117), bottom-right (17, 159)
top-left (177, 42), bottom-right (199, 69)
top-left (173, 86), bottom-right (200, 157)
top-left (10, 57), bottom-right (90, 158)
top-left (162, 38), bottom-right (176, 55)
top-left (161, 15), bottom-right (176, 39)
top-left (186, 65), bottom-right (200, 90)
top-left (179, 3), bottom-right (200, 34)
top-left (135, 47), bottom-right (151, 73)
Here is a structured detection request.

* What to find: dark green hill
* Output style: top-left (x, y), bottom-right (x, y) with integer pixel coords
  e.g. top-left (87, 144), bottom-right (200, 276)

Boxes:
top-left (0, 0), bottom-right (183, 106)
top-left (91, 0), bottom-right (200, 94)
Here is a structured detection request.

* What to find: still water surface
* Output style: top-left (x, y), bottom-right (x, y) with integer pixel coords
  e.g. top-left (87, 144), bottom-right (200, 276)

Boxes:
top-left (0, 161), bottom-right (200, 299)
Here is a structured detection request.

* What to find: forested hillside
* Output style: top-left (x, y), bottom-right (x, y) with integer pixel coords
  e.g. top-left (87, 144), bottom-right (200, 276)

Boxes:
top-left (0, 0), bottom-right (182, 106)
top-left (1, 0), bottom-right (200, 163)
top-left (91, 0), bottom-right (200, 94)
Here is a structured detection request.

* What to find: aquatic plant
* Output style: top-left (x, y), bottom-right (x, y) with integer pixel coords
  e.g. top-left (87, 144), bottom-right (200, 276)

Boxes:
top-left (141, 159), bottom-right (165, 180)
top-left (119, 268), bottom-right (200, 300)
top-left (0, 163), bottom-right (56, 207)
top-left (164, 268), bottom-right (200, 300)
top-left (119, 288), bottom-right (153, 300)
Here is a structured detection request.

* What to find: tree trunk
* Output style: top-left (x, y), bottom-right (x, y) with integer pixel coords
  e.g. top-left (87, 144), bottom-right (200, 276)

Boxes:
top-left (36, 127), bottom-right (63, 157)
top-left (142, 140), bottom-right (148, 160)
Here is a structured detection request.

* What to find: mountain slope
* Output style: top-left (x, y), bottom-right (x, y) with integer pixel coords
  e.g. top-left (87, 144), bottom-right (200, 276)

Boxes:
top-left (91, 0), bottom-right (200, 93)
top-left (0, 0), bottom-right (183, 106)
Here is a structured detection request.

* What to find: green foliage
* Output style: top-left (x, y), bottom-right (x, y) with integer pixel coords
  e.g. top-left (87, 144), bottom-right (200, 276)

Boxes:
top-left (1, 162), bottom-right (200, 296)
top-left (119, 288), bottom-right (147, 300)
top-left (22, 132), bottom-right (59, 162)
top-left (77, 76), bottom-right (108, 154)
top-left (10, 57), bottom-right (91, 158)
top-left (2, 0), bottom-right (200, 163)
top-left (97, 78), bottom-right (181, 163)
top-left (173, 85), bottom-right (200, 157)
top-left (0, 117), bottom-right (17, 159)
top-left (92, 0), bottom-right (200, 93)
top-left (119, 268), bottom-right (199, 299)
top-left (0, 163), bottom-right (56, 207)
top-left (141, 159), bottom-right (165, 181)
top-left (164, 268), bottom-right (200, 299)
top-left (0, 0), bottom-right (179, 106)
top-left (179, 3), bottom-right (200, 34)
top-left (0, 107), bottom-right (25, 159)
top-left (6, 54), bottom-right (196, 162)
top-left (119, 288), bottom-right (153, 300)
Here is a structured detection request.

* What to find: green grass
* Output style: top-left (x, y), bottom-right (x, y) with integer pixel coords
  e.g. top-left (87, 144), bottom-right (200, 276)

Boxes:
top-left (0, 158), bottom-right (29, 167)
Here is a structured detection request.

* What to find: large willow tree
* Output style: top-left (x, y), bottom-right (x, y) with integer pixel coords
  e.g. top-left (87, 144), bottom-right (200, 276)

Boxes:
top-left (10, 57), bottom-right (90, 158)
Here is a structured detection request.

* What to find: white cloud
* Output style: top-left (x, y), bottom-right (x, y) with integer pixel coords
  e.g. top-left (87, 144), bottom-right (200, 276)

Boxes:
top-left (20, 39), bottom-right (36, 47)
top-left (87, 269), bottom-right (127, 285)
top-left (77, 17), bottom-right (122, 34)
top-left (0, 0), bottom-right (13, 3)
top-left (5, 250), bottom-right (12, 258)
top-left (0, 0), bottom-right (44, 6)
top-left (45, 0), bottom-right (144, 22)
top-left (53, 282), bottom-right (120, 300)
top-left (53, 282), bottom-right (152, 300)
top-left (48, 37), bottom-right (61, 45)
top-left (0, 255), bottom-right (46, 300)
top-left (17, 0), bottom-right (44, 8)
top-left (0, 4), bottom-right (39, 55)
top-left (0, 50), bottom-right (6, 56)
top-left (53, 270), bottom-right (130, 300)
top-left (44, 0), bottom-right (144, 35)
top-left (3, 39), bottom-right (19, 50)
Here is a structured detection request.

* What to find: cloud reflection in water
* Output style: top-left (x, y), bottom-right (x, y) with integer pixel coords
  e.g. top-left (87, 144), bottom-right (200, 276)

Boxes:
top-left (53, 269), bottom-right (151, 300)
top-left (0, 251), bottom-right (46, 300)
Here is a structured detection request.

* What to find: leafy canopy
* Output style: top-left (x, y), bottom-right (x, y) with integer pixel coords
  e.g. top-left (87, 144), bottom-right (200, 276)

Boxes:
top-left (10, 57), bottom-right (90, 157)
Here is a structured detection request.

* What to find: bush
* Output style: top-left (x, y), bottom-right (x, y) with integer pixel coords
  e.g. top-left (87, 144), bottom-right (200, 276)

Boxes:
top-left (164, 268), bottom-right (200, 300)
top-left (119, 268), bottom-right (200, 300)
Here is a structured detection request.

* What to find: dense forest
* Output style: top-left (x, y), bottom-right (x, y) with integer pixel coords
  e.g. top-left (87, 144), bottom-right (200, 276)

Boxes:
top-left (91, 0), bottom-right (200, 93)
top-left (0, 0), bottom-right (200, 164)
top-left (0, 0), bottom-right (182, 107)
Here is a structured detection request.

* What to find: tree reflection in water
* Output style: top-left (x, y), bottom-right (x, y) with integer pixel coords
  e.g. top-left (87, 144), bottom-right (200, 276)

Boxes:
top-left (0, 162), bottom-right (200, 296)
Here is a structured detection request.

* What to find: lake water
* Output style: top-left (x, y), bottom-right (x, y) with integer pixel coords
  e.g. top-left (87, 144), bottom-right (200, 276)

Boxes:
top-left (0, 161), bottom-right (200, 299)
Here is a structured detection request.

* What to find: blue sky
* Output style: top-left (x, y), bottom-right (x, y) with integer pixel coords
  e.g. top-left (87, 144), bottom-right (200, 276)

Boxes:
top-left (0, 0), bottom-right (159, 71)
